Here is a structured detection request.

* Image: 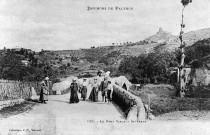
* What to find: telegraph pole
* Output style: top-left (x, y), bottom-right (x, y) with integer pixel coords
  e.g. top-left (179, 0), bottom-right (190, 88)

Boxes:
top-left (178, 0), bottom-right (192, 97)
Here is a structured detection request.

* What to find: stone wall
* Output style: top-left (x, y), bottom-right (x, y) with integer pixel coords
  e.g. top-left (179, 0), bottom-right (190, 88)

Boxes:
top-left (112, 84), bottom-right (146, 121)
top-left (0, 80), bottom-right (40, 101)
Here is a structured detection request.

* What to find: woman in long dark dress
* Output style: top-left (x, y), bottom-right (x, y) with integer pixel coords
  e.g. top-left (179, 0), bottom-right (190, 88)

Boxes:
top-left (81, 79), bottom-right (88, 101)
top-left (70, 78), bottom-right (79, 103)
top-left (39, 77), bottom-right (49, 104)
top-left (89, 79), bottom-right (99, 102)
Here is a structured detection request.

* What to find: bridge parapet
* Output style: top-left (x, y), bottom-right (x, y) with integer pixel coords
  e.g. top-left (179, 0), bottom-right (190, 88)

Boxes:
top-left (112, 84), bottom-right (146, 121)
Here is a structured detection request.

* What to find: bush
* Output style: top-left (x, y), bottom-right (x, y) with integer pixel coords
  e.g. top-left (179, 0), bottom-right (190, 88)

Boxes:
top-left (185, 38), bottom-right (210, 65)
top-left (103, 66), bottom-right (121, 77)
top-left (118, 51), bottom-right (178, 84)
top-left (99, 51), bottom-right (121, 65)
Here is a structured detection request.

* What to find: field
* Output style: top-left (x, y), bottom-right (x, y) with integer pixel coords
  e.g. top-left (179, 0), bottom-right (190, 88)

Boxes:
top-left (130, 84), bottom-right (210, 120)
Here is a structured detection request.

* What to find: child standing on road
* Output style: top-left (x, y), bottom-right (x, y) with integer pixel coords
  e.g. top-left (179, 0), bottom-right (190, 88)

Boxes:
top-left (105, 81), bottom-right (113, 103)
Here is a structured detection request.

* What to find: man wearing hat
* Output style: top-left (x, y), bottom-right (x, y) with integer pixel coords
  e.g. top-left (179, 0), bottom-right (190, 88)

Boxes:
top-left (99, 76), bottom-right (109, 102)
top-left (70, 77), bottom-right (79, 103)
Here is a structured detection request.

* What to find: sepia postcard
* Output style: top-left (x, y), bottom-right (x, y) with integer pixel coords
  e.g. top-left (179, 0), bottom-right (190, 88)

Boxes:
top-left (0, 0), bottom-right (210, 135)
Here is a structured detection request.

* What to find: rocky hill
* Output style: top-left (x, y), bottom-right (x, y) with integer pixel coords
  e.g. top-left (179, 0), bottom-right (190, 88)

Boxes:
top-left (155, 27), bottom-right (210, 51)
top-left (145, 27), bottom-right (176, 43)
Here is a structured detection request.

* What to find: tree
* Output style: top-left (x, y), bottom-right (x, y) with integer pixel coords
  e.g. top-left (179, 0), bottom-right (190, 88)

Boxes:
top-left (0, 51), bottom-right (58, 82)
top-left (118, 51), bottom-right (179, 84)
top-left (177, 0), bottom-right (192, 96)
top-left (181, 0), bottom-right (192, 6)
top-left (0, 52), bottom-right (23, 79)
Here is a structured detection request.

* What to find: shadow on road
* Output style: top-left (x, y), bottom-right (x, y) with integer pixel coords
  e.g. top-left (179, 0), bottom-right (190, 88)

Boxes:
top-left (49, 99), bottom-right (69, 104)
top-left (112, 102), bottom-right (127, 120)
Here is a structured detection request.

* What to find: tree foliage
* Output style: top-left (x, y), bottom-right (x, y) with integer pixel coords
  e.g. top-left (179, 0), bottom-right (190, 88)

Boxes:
top-left (181, 0), bottom-right (192, 7)
top-left (185, 39), bottom-right (210, 66)
top-left (99, 51), bottom-right (121, 65)
top-left (0, 52), bottom-right (58, 82)
top-left (118, 51), bottom-right (179, 84)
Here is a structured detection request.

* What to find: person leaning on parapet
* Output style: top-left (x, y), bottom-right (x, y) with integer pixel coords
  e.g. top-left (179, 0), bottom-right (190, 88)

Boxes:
top-left (69, 77), bottom-right (79, 103)
top-left (39, 77), bottom-right (49, 104)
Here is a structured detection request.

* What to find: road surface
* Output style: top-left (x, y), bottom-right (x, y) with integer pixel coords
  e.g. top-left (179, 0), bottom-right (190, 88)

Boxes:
top-left (0, 86), bottom-right (126, 135)
top-left (1, 87), bottom-right (210, 135)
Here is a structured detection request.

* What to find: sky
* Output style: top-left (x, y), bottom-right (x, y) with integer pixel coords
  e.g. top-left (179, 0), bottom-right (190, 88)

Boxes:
top-left (0, 0), bottom-right (210, 51)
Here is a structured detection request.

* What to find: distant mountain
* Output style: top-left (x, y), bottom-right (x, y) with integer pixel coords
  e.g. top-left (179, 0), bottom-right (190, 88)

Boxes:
top-left (145, 27), bottom-right (176, 43)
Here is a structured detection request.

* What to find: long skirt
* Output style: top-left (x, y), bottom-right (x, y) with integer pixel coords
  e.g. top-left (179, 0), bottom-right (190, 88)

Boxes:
top-left (89, 87), bottom-right (98, 102)
top-left (81, 86), bottom-right (87, 100)
top-left (39, 89), bottom-right (48, 102)
top-left (98, 91), bottom-right (103, 102)
top-left (70, 91), bottom-right (79, 103)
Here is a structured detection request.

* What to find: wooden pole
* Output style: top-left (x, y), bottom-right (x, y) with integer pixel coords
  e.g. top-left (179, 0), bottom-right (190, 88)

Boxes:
top-left (178, 0), bottom-right (192, 96)
top-left (177, 68), bottom-right (180, 83)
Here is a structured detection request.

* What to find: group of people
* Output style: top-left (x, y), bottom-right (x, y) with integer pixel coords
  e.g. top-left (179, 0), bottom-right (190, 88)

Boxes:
top-left (69, 71), bottom-right (114, 104)
top-left (38, 70), bottom-right (114, 104)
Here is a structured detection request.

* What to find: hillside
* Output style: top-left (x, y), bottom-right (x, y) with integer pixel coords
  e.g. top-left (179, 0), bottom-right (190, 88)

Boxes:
top-left (49, 27), bottom-right (210, 70)
top-left (1, 27), bottom-right (209, 81)
top-left (164, 28), bottom-right (210, 51)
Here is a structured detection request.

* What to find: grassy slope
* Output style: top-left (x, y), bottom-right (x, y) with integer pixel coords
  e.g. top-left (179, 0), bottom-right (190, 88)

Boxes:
top-left (130, 84), bottom-right (210, 116)
top-left (0, 101), bottom-right (37, 119)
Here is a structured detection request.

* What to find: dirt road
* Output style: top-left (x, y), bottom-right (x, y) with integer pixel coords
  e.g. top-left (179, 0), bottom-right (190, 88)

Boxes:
top-left (0, 89), bottom-right (125, 135)
top-left (1, 87), bottom-right (210, 135)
